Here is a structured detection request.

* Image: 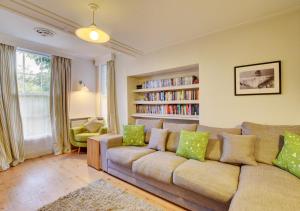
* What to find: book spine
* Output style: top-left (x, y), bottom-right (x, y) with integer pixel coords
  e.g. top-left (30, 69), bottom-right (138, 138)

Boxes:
top-left (142, 75), bottom-right (199, 88)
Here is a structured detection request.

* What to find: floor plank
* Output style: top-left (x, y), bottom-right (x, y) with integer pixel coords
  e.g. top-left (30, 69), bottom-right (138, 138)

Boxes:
top-left (0, 153), bottom-right (185, 211)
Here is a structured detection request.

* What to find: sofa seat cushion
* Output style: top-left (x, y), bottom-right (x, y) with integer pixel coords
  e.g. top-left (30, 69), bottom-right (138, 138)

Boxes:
top-left (173, 159), bottom-right (240, 203)
top-left (74, 133), bottom-right (99, 142)
top-left (132, 151), bottom-right (187, 183)
top-left (229, 164), bottom-right (300, 211)
top-left (107, 146), bottom-right (155, 167)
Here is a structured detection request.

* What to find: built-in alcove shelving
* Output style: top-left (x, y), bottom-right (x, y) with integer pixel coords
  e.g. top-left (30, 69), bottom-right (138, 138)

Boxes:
top-left (127, 64), bottom-right (200, 124)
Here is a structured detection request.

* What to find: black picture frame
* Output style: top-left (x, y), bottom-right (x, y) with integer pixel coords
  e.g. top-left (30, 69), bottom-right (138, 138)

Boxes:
top-left (234, 61), bottom-right (281, 96)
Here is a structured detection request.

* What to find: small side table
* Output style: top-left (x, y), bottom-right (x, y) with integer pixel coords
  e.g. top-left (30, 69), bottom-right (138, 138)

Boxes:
top-left (87, 134), bottom-right (109, 170)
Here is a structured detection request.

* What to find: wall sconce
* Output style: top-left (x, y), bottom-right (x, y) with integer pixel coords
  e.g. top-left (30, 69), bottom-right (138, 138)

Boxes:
top-left (77, 80), bottom-right (89, 91)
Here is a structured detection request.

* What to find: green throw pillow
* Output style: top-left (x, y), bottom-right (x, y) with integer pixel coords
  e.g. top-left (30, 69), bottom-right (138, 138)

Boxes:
top-left (123, 125), bottom-right (145, 146)
top-left (176, 130), bottom-right (209, 161)
top-left (273, 131), bottom-right (300, 178)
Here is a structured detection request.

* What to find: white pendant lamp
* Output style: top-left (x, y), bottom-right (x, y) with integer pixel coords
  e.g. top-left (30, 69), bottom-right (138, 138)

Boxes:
top-left (75, 3), bottom-right (110, 43)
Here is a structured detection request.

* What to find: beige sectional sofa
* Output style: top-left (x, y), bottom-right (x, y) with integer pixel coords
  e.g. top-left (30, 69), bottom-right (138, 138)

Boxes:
top-left (99, 120), bottom-right (300, 211)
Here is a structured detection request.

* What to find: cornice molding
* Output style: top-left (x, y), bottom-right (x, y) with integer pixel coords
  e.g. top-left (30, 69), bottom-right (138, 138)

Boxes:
top-left (0, 0), bottom-right (143, 56)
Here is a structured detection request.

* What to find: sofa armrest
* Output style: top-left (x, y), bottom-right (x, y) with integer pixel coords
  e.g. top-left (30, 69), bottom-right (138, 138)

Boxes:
top-left (69, 126), bottom-right (85, 145)
top-left (99, 127), bottom-right (108, 135)
top-left (99, 134), bottom-right (123, 172)
top-left (71, 126), bottom-right (87, 136)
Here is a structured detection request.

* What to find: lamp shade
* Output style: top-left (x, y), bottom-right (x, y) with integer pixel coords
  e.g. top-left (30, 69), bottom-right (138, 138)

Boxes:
top-left (75, 24), bottom-right (110, 43)
top-left (77, 80), bottom-right (89, 91)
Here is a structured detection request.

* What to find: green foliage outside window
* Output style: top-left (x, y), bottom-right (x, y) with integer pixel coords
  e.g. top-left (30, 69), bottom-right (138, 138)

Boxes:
top-left (17, 50), bottom-right (51, 94)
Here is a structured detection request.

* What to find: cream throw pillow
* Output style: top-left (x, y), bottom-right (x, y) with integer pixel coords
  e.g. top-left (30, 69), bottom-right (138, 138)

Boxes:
top-left (197, 125), bottom-right (241, 161)
top-left (135, 119), bottom-right (163, 143)
top-left (84, 118), bottom-right (104, 133)
top-left (147, 128), bottom-right (168, 151)
top-left (220, 133), bottom-right (257, 165)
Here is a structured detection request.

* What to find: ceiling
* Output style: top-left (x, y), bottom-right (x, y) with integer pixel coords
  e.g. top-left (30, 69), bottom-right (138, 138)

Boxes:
top-left (0, 8), bottom-right (111, 59)
top-left (0, 0), bottom-right (300, 59)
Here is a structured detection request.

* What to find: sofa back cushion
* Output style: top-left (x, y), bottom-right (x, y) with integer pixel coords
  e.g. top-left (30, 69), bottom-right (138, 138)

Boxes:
top-left (136, 119), bottom-right (163, 143)
top-left (197, 125), bottom-right (241, 160)
top-left (241, 122), bottom-right (300, 165)
top-left (163, 122), bottom-right (197, 152)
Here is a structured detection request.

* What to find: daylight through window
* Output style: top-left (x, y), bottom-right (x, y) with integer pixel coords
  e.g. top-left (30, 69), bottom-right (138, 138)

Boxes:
top-left (16, 50), bottom-right (52, 139)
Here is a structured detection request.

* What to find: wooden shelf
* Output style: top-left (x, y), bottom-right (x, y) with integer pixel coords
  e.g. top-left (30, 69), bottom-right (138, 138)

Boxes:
top-left (133, 100), bottom-right (199, 105)
top-left (131, 113), bottom-right (199, 121)
top-left (133, 84), bottom-right (199, 93)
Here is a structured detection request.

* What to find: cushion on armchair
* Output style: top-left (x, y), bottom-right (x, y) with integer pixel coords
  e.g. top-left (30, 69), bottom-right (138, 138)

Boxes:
top-left (84, 118), bottom-right (104, 133)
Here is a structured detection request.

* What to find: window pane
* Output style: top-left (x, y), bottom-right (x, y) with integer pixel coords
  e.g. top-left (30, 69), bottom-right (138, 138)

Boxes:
top-left (24, 73), bottom-right (42, 93)
top-left (16, 50), bottom-right (51, 139)
top-left (41, 71), bottom-right (51, 92)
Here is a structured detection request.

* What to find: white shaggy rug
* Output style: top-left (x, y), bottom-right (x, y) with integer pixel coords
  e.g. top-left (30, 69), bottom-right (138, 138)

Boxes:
top-left (38, 179), bottom-right (163, 211)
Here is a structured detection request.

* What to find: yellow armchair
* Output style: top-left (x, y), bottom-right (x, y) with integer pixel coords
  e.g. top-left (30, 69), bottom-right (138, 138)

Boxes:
top-left (69, 125), bottom-right (107, 153)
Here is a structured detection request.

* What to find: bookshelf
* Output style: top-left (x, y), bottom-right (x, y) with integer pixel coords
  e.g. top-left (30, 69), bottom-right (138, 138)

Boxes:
top-left (127, 64), bottom-right (200, 123)
top-left (132, 84), bottom-right (199, 93)
top-left (133, 100), bottom-right (199, 105)
top-left (131, 113), bottom-right (199, 121)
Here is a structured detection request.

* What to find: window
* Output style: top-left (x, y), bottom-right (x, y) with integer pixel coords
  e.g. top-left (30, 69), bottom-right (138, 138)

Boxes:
top-left (16, 50), bottom-right (51, 139)
top-left (99, 64), bottom-right (108, 120)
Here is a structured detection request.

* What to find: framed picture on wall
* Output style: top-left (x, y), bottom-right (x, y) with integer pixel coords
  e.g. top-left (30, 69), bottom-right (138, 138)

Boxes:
top-left (234, 61), bottom-right (281, 96)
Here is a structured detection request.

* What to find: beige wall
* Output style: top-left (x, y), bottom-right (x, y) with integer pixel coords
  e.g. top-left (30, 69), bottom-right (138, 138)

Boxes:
top-left (115, 10), bottom-right (300, 129)
top-left (69, 58), bottom-right (97, 118)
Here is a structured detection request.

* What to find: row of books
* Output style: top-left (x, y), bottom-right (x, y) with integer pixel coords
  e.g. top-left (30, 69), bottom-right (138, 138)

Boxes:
top-left (141, 75), bottom-right (198, 89)
top-left (136, 105), bottom-right (199, 116)
top-left (141, 90), bottom-right (199, 101)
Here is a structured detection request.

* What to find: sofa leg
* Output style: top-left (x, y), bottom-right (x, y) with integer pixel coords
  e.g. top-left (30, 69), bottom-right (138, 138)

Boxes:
top-left (78, 147), bottom-right (81, 154)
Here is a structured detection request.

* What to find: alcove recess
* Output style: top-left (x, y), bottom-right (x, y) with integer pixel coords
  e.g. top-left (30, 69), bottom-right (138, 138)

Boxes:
top-left (127, 64), bottom-right (200, 124)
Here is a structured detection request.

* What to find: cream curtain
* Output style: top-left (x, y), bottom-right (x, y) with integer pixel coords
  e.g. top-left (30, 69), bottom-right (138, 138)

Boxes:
top-left (0, 43), bottom-right (24, 171)
top-left (50, 56), bottom-right (71, 155)
top-left (107, 59), bottom-right (119, 133)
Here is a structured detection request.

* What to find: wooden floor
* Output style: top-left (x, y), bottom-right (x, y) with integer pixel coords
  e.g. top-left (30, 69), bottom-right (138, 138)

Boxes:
top-left (0, 153), bottom-right (185, 211)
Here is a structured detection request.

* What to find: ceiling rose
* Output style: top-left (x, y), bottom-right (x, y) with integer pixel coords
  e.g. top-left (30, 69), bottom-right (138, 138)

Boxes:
top-left (75, 3), bottom-right (110, 43)
top-left (34, 27), bottom-right (56, 37)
